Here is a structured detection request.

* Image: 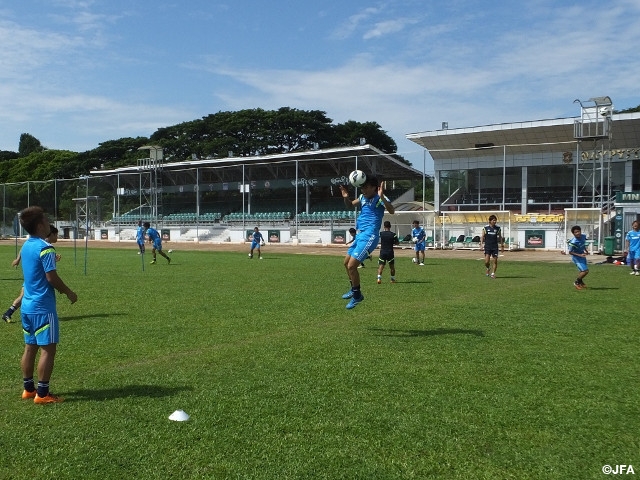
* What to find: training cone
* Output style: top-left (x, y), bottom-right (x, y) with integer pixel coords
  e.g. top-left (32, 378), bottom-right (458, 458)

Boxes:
top-left (169, 409), bottom-right (190, 422)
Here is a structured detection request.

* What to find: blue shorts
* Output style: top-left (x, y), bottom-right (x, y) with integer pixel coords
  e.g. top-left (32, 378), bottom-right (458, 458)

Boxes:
top-left (572, 256), bottom-right (588, 272)
top-left (415, 243), bottom-right (425, 252)
top-left (251, 240), bottom-right (261, 249)
top-left (137, 239), bottom-right (145, 247)
top-left (22, 312), bottom-right (59, 346)
top-left (348, 233), bottom-right (379, 262)
top-left (153, 240), bottom-right (162, 250)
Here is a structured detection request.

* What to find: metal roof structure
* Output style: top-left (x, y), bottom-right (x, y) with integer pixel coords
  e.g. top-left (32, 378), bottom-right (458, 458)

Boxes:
top-left (406, 112), bottom-right (640, 160)
top-left (90, 144), bottom-right (424, 183)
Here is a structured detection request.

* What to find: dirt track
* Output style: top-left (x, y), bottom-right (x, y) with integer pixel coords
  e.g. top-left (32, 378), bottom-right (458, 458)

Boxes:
top-left (0, 238), bottom-right (585, 264)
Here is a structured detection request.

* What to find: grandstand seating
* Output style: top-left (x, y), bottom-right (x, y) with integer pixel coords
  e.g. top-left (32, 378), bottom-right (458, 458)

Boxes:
top-left (295, 211), bottom-right (356, 223)
top-left (224, 211), bottom-right (291, 224)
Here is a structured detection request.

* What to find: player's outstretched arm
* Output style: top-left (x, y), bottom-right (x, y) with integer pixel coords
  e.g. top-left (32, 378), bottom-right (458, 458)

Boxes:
top-left (340, 185), bottom-right (358, 207)
top-left (378, 181), bottom-right (395, 214)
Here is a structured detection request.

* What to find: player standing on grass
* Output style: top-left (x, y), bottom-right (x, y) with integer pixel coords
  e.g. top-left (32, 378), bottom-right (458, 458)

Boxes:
top-left (136, 220), bottom-right (146, 255)
top-left (340, 176), bottom-right (395, 309)
top-left (624, 220), bottom-right (640, 276)
top-left (248, 227), bottom-right (265, 259)
top-left (3, 227), bottom-right (61, 323)
top-left (377, 220), bottom-right (399, 284)
top-left (567, 225), bottom-right (589, 289)
top-left (480, 214), bottom-right (504, 278)
top-left (411, 220), bottom-right (426, 265)
top-left (18, 207), bottom-right (77, 403)
top-left (144, 222), bottom-right (171, 265)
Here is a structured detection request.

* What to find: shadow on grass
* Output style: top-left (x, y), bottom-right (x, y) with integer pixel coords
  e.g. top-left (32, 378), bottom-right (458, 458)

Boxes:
top-left (491, 275), bottom-right (535, 279)
top-left (62, 384), bottom-right (194, 402)
top-left (583, 286), bottom-right (619, 291)
top-left (60, 313), bottom-right (127, 321)
top-left (395, 280), bottom-right (431, 284)
top-left (368, 327), bottom-right (485, 337)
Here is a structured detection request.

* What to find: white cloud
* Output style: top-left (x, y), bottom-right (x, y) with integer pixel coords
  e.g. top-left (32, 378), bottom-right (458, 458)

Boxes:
top-left (363, 17), bottom-right (419, 40)
top-left (330, 6), bottom-right (382, 40)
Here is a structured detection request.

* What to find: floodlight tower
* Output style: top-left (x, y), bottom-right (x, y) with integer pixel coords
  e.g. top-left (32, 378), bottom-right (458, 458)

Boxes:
top-left (573, 96), bottom-right (613, 211)
top-left (137, 145), bottom-right (163, 225)
top-left (74, 175), bottom-right (101, 239)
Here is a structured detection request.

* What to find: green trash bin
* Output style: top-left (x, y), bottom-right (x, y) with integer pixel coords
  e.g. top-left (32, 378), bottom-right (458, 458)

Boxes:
top-left (604, 236), bottom-right (615, 256)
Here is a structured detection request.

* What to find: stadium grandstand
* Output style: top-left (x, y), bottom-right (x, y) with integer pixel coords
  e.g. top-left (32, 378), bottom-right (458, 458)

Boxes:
top-left (80, 144), bottom-right (425, 244)
top-left (407, 97), bottom-right (640, 251)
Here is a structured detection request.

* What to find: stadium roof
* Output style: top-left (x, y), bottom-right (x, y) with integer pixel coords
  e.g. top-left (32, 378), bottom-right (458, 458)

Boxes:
top-left (90, 144), bottom-right (425, 182)
top-left (406, 112), bottom-right (640, 159)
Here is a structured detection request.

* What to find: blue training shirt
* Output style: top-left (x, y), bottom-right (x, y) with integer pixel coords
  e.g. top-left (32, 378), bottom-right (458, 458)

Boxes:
top-left (626, 229), bottom-right (640, 252)
top-left (567, 233), bottom-right (588, 255)
top-left (20, 237), bottom-right (57, 315)
top-left (412, 226), bottom-right (426, 245)
top-left (356, 193), bottom-right (388, 235)
top-left (136, 225), bottom-right (145, 242)
top-left (252, 231), bottom-right (264, 243)
top-left (146, 227), bottom-right (161, 243)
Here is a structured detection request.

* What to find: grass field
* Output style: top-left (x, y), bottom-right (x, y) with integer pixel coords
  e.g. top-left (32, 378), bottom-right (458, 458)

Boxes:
top-left (0, 244), bottom-right (638, 479)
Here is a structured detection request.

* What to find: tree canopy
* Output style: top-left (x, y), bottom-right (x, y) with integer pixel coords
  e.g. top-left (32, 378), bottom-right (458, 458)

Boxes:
top-left (150, 107), bottom-right (398, 161)
top-left (0, 107), bottom-right (405, 183)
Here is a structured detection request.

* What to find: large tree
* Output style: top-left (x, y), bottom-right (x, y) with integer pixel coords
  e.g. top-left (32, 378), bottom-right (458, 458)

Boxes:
top-left (18, 133), bottom-right (45, 157)
top-left (150, 107), bottom-right (399, 160)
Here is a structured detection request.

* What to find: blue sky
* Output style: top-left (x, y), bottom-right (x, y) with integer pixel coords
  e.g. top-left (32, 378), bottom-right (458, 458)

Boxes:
top-left (1, 0), bottom-right (639, 174)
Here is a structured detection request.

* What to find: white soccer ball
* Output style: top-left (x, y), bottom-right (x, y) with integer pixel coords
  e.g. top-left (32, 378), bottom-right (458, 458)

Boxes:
top-left (412, 257), bottom-right (417, 263)
top-left (412, 237), bottom-right (418, 243)
top-left (349, 169), bottom-right (367, 187)
top-left (168, 249), bottom-right (173, 253)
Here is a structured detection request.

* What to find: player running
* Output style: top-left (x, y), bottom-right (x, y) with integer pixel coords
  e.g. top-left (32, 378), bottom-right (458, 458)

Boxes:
top-left (143, 222), bottom-right (171, 264)
top-left (480, 214), bottom-right (504, 278)
top-left (567, 225), bottom-right (589, 289)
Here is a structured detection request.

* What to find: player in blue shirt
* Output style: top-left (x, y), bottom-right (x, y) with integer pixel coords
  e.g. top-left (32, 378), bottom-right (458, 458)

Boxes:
top-left (339, 176), bottom-right (395, 309)
top-left (3, 227), bottom-right (61, 323)
top-left (624, 220), bottom-right (640, 275)
top-left (248, 227), bottom-right (265, 259)
top-left (480, 215), bottom-right (504, 278)
top-left (567, 225), bottom-right (589, 289)
top-left (411, 220), bottom-right (426, 265)
top-left (19, 207), bottom-right (77, 404)
top-left (143, 222), bottom-right (171, 264)
top-left (136, 220), bottom-right (146, 255)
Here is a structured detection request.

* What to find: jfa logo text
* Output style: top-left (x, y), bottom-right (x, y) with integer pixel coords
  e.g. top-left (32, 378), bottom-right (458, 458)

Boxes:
top-left (602, 464), bottom-right (635, 475)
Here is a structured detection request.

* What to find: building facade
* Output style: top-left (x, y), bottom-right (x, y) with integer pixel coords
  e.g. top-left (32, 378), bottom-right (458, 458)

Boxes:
top-left (407, 104), bottom-right (640, 217)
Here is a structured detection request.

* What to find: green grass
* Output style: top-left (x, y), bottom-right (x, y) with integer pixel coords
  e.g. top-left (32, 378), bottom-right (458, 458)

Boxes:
top-left (0, 245), bottom-right (638, 479)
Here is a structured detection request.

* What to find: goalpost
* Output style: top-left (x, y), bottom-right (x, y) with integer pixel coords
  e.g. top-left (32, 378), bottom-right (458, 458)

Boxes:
top-left (385, 210), bottom-right (512, 249)
top-left (383, 210), bottom-right (439, 247)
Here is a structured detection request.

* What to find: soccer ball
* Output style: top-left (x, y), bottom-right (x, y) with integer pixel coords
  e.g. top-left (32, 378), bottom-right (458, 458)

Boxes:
top-left (412, 257), bottom-right (417, 263)
top-left (168, 249), bottom-right (173, 253)
top-left (349, 169), bottom-right (367, 187)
